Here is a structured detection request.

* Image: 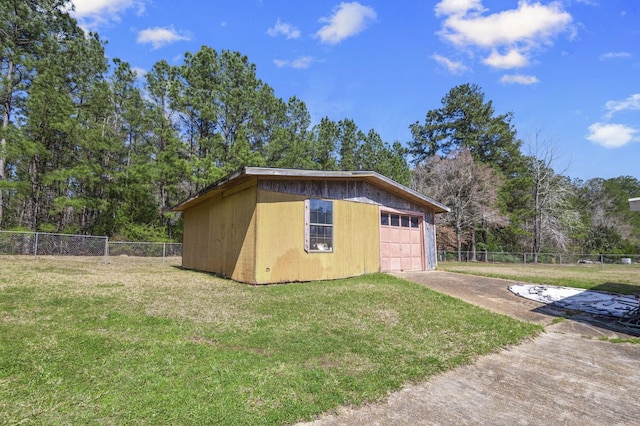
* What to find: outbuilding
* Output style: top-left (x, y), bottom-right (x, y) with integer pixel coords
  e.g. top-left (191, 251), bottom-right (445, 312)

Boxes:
top-left (172, 167), bottom-right (449, 284)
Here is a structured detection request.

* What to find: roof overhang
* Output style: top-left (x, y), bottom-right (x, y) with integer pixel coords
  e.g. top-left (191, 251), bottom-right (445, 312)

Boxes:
top-left (172, 167), bottom-right (450, 213)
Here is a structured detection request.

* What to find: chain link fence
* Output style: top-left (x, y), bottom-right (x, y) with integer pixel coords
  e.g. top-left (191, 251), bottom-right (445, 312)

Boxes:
top-left (108, 241), bottom-right (183, 257)
top-left (438, 250), bottom-right (640, 265)
top-left (0, 231), bottom-right (181, 260)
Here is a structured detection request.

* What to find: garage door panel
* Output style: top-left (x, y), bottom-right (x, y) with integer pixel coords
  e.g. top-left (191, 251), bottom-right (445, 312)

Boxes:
top-left (410, 257), bottom-right (423, 270)
top-left (380, 212), bottom-right (424, 272)
top-left (390, 258), bottom-right (402, 270)
top-left (381, 258), bottom-right (390, 271)
top-left (400, 257), bottom-right (413, 271)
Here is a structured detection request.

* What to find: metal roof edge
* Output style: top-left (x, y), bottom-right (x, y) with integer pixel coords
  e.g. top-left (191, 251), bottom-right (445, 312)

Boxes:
top-left (368, 171), bottom-right (451, 213)
top-left (243, 167), bottom-right (375, 179)
top-left (172, 167), bottom-right (450, 213)
top-left (171, 167), bottom-right (250, 211)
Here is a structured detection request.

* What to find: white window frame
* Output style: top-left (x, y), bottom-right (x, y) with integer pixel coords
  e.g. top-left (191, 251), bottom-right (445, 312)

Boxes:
top-left (305, 199), bottom-right (334, 253)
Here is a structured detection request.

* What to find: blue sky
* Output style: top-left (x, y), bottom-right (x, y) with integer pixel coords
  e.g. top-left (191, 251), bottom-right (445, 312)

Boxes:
top-left (69, 0), bottom-right (640, 181)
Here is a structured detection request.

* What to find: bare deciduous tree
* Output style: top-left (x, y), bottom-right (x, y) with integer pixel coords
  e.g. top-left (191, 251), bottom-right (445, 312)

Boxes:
top-left (413, 149), bottom-right (507, 261)
top-left (524, 132), bottom-right (580, 261)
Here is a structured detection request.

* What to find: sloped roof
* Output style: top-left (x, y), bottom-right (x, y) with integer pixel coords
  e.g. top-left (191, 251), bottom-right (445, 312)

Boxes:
top-left (172, 167), bottom-right (450, 213)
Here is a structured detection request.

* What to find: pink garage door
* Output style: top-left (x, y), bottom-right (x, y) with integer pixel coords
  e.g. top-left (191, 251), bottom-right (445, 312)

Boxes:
top-left (379, 212), bottom-right (424, 272)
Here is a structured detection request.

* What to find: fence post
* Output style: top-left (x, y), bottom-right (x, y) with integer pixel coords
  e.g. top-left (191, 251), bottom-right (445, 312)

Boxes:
top-left (162, 242), bottom-right (166, 264)
top-left (33, 232), bottom-right (39, 258)
top-left (104, 237), bottom-right (109, 263)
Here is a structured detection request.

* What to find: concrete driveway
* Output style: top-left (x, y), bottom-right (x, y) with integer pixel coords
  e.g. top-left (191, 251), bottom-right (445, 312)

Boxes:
top-left (299, 271), bottom-right (640, 425)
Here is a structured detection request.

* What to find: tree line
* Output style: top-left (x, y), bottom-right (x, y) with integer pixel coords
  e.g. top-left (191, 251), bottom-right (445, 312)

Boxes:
top-left (2, 1), bottom-right (639, 256)
top-left (0, 0), bottom-right (408, 241)
top-left (410, 84), bottom-right (640, 259)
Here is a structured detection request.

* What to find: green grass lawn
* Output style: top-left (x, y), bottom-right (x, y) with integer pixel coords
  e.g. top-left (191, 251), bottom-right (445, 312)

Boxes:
top-left (0, 256), bottom-right (540, 425)
top-left (438, 262), bottom-right (640, 294)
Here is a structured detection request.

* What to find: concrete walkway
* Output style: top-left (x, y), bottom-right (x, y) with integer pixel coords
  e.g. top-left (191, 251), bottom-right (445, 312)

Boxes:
top-left (299, 271), bottom-right (640, 425)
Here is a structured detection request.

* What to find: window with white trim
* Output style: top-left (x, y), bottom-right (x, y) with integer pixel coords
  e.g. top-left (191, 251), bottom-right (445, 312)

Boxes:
top-left (305, 199), bottom-right (333, 252)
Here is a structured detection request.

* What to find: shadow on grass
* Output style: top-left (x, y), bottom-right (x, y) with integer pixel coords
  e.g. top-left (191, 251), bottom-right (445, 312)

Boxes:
top-left (591, 282), bottom-right (640, 295)
top-left (170, 264), bottom-right (233, 281)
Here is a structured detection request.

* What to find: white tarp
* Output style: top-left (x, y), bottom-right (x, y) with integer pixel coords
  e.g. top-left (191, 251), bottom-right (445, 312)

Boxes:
top-left (509, 284), bottom-right (639, 318)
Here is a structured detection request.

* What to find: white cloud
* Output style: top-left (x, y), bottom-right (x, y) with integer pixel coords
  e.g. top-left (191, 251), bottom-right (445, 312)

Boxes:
top-left (586, 123), bottom-right (638, 148)
top-left (587, 93), bottom-right (640, 148)
top-left (604, 93), bottom-right (640, 118)
top-left (71, 0), bottom-right (142, 17)
top-left (267, 19), bottom-right (301, 39)
top-left (274, 56), bottom-right (315, 69)
top-left (438, 1), bottom-right (572, 48)
top-left (483, 49), bottom-right (529, 68)
top-left (137, 27), bottom-right (190, 49)
top-left (431, 54), bottom-right (470, 74)
top-left (435, 0), bottom-right (572, 70)
top-left (131, 67), bottom-right (147, 79)
top-left (599, 51), bottom-right (631, 60)
top-left (435, 0), bottom-right (484, 17)
top-left (70, 0), bottom-right (146, 29)
top-left (315, 2), bottom-right (377, 44)
top-left (500, 74), bottom-right (539, 85)
top-left (291, 56), bottom-right (315, 68)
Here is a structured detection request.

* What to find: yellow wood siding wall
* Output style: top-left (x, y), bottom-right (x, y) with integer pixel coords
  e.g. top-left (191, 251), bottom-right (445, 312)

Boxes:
top-left (254, 190), bottom-right (380, 284)
top-left (182, 200), bottom-right (211, 272)
top-left (182, 180), bottom-right (257, 282)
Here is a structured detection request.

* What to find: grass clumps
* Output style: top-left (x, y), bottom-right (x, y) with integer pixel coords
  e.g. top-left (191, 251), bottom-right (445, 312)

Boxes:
top-left (0, 257), bottom-right (540, 425)
top-left (439, 262), bottom-right (640, 294)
